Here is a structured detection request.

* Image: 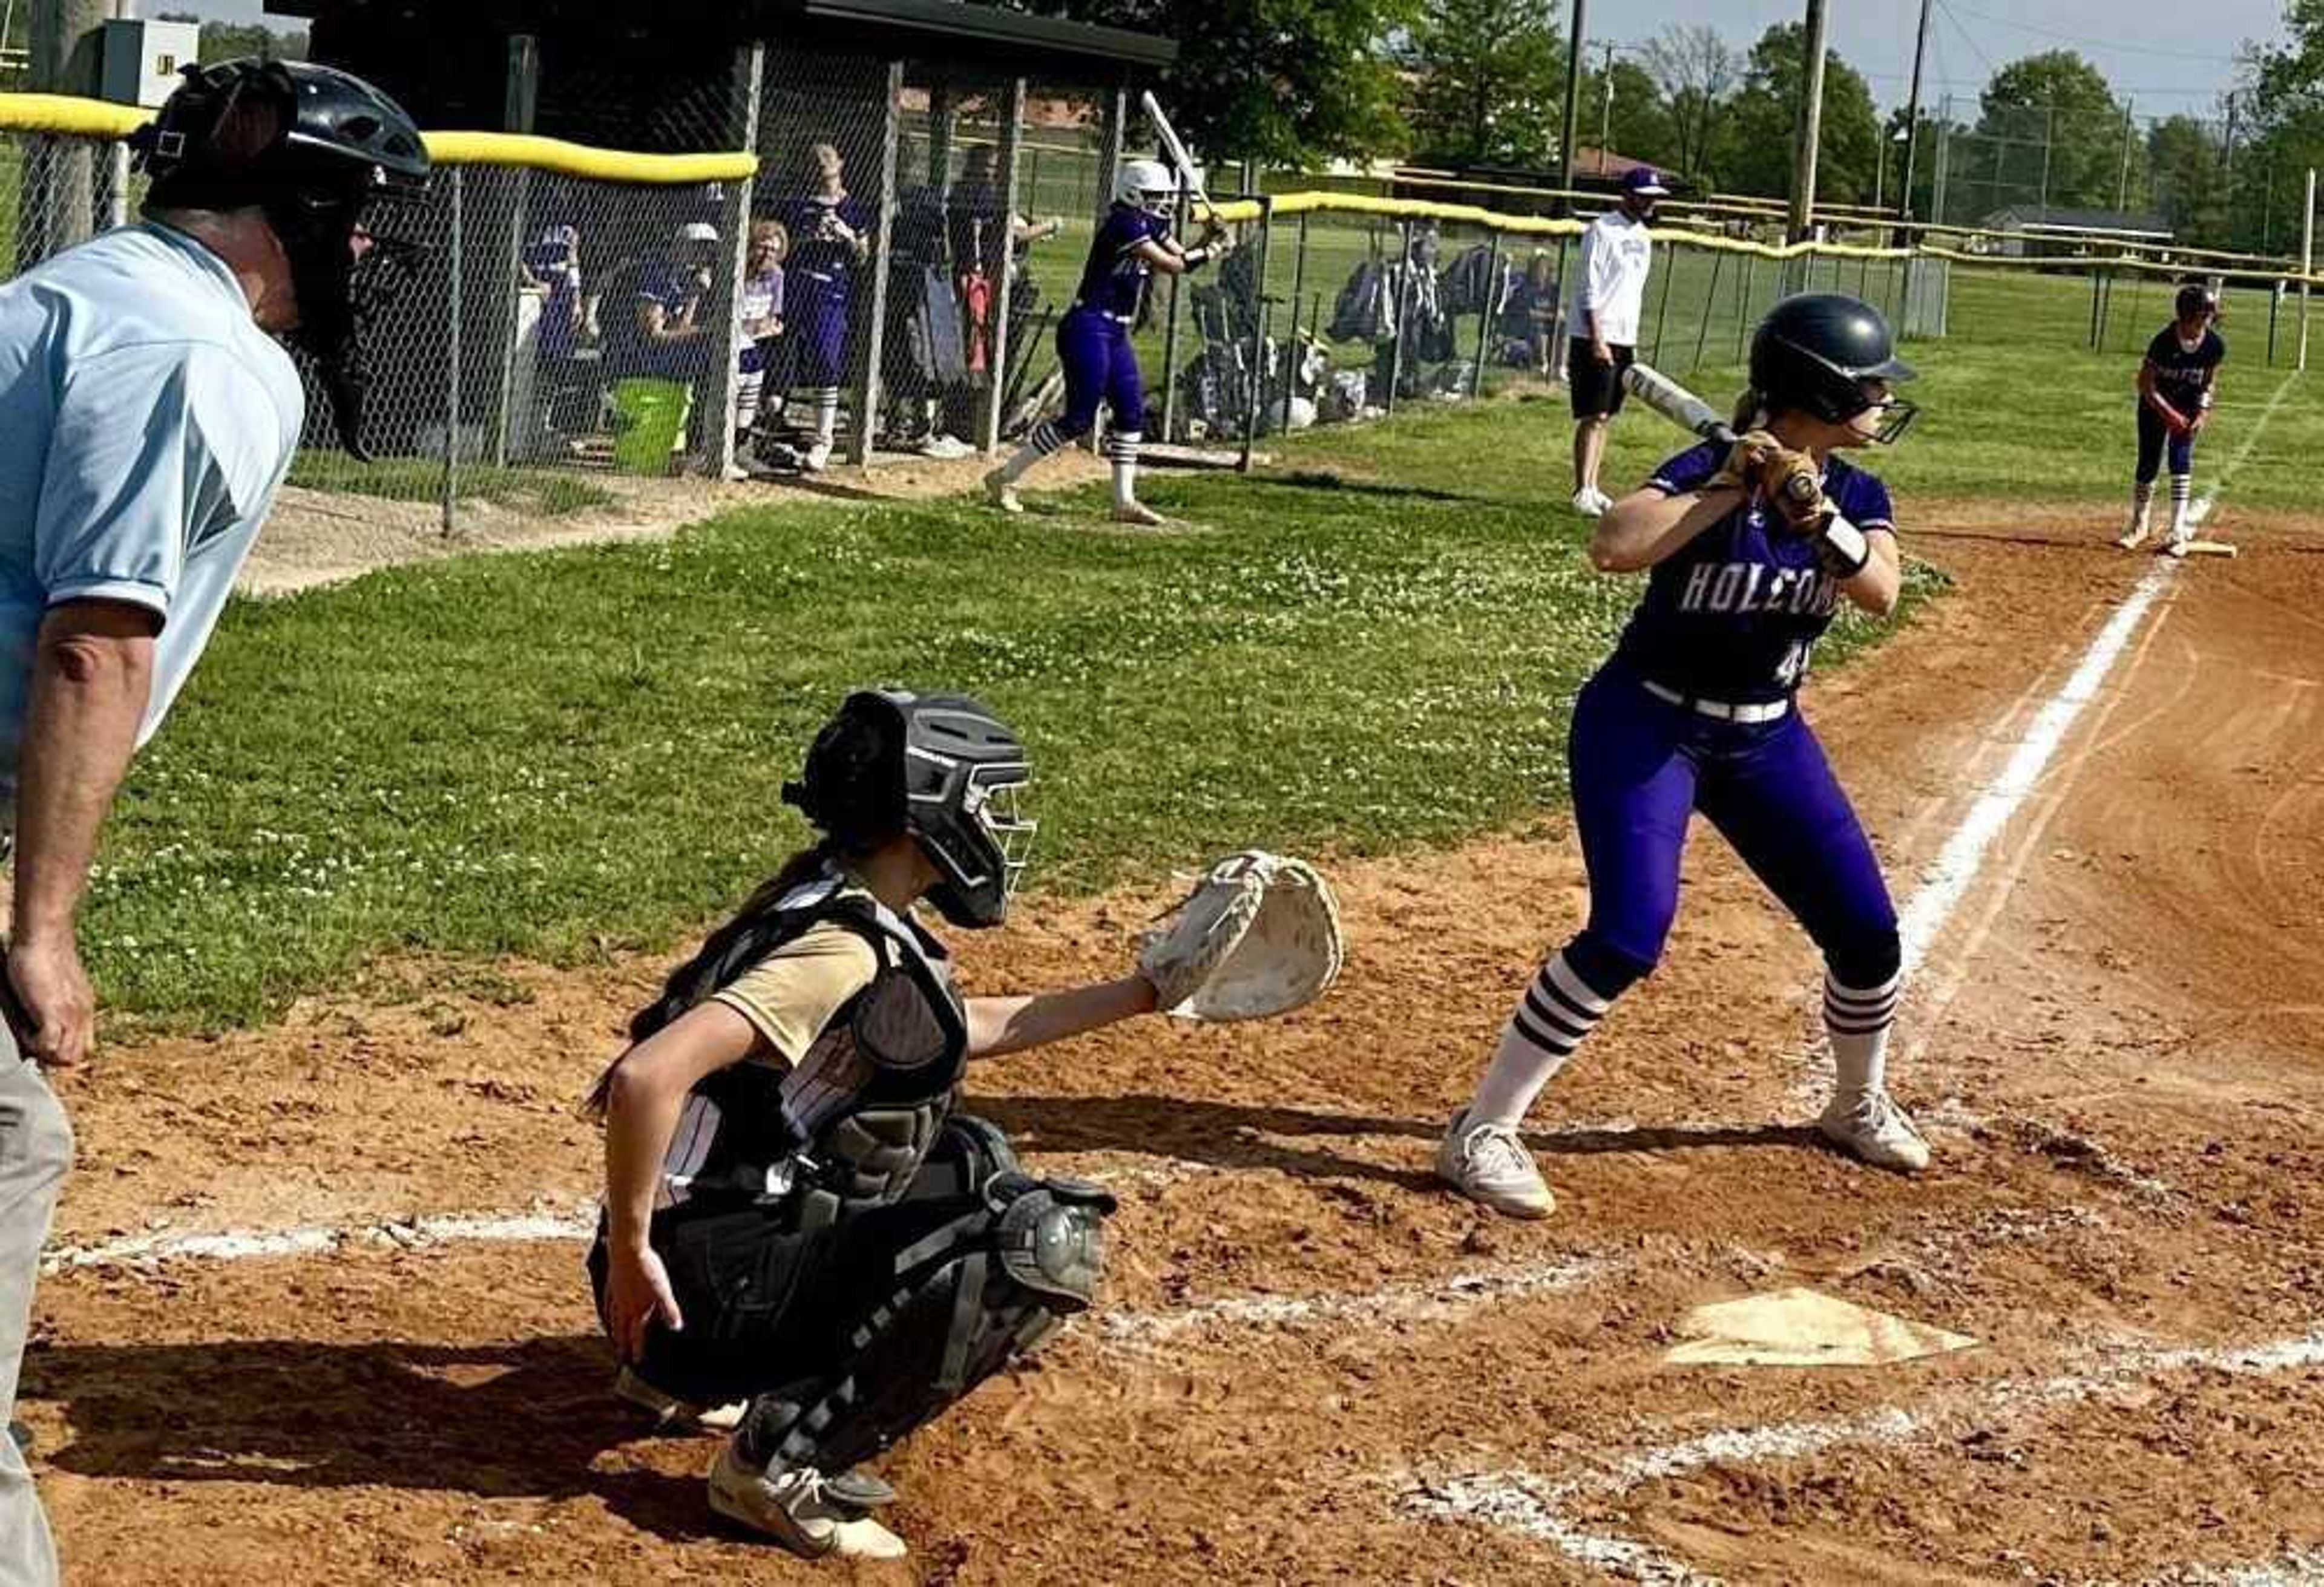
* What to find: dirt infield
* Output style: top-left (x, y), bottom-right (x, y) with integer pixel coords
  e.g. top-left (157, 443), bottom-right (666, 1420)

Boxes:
top-left (24, 502), bottom-right (2324, 1584)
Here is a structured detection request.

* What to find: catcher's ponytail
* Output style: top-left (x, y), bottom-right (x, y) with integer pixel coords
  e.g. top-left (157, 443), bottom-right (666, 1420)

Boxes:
top-left (1731, 388), bottom-right (1768, 432)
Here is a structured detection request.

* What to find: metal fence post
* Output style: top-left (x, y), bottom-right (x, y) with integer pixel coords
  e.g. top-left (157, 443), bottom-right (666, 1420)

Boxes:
top-left (1239, 194), bottom-right (1273, 471)
top-left (1691, 249), bottom-right (1725, 373)
top-left (984, 76), bottom-right (1026, 456)
top-left (1648, 243), bottom-right (1677, 367)
top-left (1735, 255), bottom-right (1753, 362)
top-left (1471, 225), bottom-right (1500, 398)
top-left (1281, 211), bottom-right (1309, 434)
top-left (1159, 183), bottom-right (1189, 442)
top-left (1384, 218), bottom-right (1414, 417)
top-left (851, 59), bottom-right (905, 466)
top-left (443, 166), bottom-right (462, 537)
top-left (703, 41), bottom-right (766, 480)
top-left (494, 33), bottom-right (539, 469)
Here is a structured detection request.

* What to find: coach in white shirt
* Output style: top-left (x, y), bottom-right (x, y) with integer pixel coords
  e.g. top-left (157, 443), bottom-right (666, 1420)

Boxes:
top-left (1565, 166), bottom-right (1669, 517)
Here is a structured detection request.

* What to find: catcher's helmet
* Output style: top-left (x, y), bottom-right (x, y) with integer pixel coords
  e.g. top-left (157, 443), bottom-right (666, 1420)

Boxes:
top-left (1749, 293), bottom-right (1919, 444)
top-left (1114, 157), bottom-right (1178, 217)
top-left (131, 60), bottom-right (431, 459)
top-left (784, 690), bottom-right (1036, 929)
top-left (2175, 281), bottom-right (2220, 321)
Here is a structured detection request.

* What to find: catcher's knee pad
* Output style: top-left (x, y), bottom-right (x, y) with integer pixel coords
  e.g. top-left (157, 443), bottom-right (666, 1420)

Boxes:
top-left (1827, 929), bottom-right (1902, 993)
top-left (1564, 931), bottom-right (1655, 1003)
top-left (742, 1171), bottom-right (1117, 1474)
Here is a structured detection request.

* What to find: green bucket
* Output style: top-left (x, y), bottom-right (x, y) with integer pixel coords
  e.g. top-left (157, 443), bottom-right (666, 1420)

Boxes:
top-left (610, 378), bottom-right (692, 475)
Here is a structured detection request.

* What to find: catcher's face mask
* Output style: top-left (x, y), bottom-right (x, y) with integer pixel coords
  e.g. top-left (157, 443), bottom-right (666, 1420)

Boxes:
top-left (916, 762), bottom-right (1036, 929)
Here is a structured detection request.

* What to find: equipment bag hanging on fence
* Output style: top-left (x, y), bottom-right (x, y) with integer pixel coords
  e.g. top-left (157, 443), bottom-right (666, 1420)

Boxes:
top-left (1331, 230), bottom-right (1398, 343)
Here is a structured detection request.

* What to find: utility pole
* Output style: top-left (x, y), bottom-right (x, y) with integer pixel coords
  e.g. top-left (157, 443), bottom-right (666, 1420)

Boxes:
top-left (1789, 0), bottom-right (1831, 242)
top-left (1932, 92), bottom-right (1952, 227)
top-left (1900, 0), bottom-right (1935, 223)
top-left (1597, 40), bottom-right (1615, 175)
top-left (2116, 100), bottom-right (2135, 212)
top-left (2037, 103), bottom-right (2055, 216)
top-left (1558, 0), bottom-right (1587, 200)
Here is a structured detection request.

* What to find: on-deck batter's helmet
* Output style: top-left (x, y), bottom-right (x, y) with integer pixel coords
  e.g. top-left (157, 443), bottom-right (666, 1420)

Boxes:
top-left (1748, 292), bottom-right (1919, 444)
top-left (131, 59), bottom-right (432, 459)
top-left (784, 690), bottom-right (1037, 930)
top-left (2176, 281), bottom-right (2220, 321)
top-left (1114, 157), bottom-right (1178, 217)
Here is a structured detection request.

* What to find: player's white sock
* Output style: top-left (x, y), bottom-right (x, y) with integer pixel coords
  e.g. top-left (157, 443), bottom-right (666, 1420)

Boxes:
top-left (2168, 473), bottom-right (2193, 538)
top-left (1106, 430), bottom-right (1142, 509)
top-left (997, 420), bottom-right (1069, 484)
top-left (2130, 480), bottom-right (2154, 532)
top-left (812, 387), bottom-right (841, 451)
top-left (1825, 970), bottom-right (1902, 1103)
top-left (1469, 952), bottom-right (1612, 1128)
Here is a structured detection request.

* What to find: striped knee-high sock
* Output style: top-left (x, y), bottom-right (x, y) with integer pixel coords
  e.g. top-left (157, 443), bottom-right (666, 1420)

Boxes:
top-left (1824, 970), bottom-right (1902, 1102)
top-left (1105, 430), bottom-right (1142, 508)
top-left (998, 419), bottom-right (1070, 484)
top-left (2130, 479), bottom-right (2154, 532)
top-left (2168, 472), bottom-right (2193, 537)
top-left (1468, 951), bottom-right (1615, 1129)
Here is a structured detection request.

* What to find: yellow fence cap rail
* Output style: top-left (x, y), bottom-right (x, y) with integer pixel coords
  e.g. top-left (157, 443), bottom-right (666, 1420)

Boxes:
top-left (0, 93), bottom-right (756, 185)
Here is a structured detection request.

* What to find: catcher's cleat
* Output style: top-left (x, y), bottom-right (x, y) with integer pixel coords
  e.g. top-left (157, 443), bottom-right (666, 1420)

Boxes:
top-left (984, 467), bottom-right (1025, 514)
top-left (614, 1366), bottom-right (746, 1433)
top-left (1111, 500), bottom-right (1167, 528)
top-left (1817, 1089), bottom-right (1931, 1173)
top-left (1435, 1108), bottom-right (1555, 1219)
top-left (708, 1442), bottom-right (907, 1560)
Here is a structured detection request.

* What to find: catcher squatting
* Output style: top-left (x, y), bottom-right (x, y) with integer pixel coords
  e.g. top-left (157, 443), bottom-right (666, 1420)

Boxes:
top-left (588, 689), bottom-right (1341, 1560)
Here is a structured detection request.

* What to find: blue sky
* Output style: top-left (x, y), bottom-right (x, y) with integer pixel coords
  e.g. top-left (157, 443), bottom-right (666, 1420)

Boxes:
top-left (150, 0), bottom-right (2296, 119)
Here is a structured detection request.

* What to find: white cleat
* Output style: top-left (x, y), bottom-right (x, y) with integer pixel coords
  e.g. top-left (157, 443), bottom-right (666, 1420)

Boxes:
top-left (2114, 522), bottom-right (2150, 549)
top-left (708, 1442), bottom-right (907, 1560)
top-left (1435, 1107), bottom-right (1555, 1219)
top-left (2164, 534), bottom-right (2191, 558)
top-left (1111, 500), bottom-right (1167, 528)
top-left (1817, 1090), bottom-right (1932, 1174)
top-left (1572, 486), bottom-right (1608, 519)
top-left (803, 442), bottom-right (833, 474)
top-left (983, 468), bottom-right (1025, 514)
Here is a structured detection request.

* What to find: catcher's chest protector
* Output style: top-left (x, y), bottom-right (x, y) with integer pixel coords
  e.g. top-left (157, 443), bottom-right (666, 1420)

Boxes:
top-left (678, 878), bottom-right (970, 1226)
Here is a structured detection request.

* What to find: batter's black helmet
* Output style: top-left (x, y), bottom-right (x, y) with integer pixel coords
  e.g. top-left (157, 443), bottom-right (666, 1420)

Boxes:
top-left (784, 690), bottom-right (1036, 929)
top-left (131, 61), bottom-right (432, 459)
top-left (1748, 293), bottom-right (1919, 443)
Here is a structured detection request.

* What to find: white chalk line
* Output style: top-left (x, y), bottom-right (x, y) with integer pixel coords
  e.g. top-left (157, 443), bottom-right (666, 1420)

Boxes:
top-left (42, 1203), bottom-right (600, 1272)
top-left (1403, 1324), bottom-right (2324, 1582)
top-left (1100, 1255), bottom-right (1610, 1347)
top-left (2121, 1551), bottom-right (2324, 1587)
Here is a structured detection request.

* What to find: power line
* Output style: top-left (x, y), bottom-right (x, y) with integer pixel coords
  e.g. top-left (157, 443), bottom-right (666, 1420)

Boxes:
top-left (1940, 0), bottom-right (2245, 65)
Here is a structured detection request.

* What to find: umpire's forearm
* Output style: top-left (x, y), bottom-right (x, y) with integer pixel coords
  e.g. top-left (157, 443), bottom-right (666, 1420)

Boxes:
top-left (13, 607), bottom-right (154, 947)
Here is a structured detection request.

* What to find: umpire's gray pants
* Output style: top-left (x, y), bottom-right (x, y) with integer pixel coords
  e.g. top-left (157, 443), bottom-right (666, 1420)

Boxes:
top-left (0, 1027), bottom-right (69, 1586)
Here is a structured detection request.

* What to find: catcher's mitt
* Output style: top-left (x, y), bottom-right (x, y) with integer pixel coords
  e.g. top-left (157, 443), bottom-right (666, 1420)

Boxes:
top-left (1137, 851), bottom-right (1344, 1021)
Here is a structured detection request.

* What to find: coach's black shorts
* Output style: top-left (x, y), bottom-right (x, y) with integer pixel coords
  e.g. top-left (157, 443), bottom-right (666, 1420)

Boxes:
top-left (1567, 338), bottom-right (1635, 419)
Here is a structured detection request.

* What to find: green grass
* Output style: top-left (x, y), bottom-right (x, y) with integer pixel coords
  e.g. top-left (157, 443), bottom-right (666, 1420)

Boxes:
top-left (90, 396), bottom-right (1938, 1032)
top-left (284, 453), bottom-right (618, 516)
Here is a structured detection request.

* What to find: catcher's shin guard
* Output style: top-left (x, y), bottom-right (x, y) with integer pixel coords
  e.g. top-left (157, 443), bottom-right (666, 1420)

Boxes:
top-left (740, 1130), bottom-right (1115, 1474)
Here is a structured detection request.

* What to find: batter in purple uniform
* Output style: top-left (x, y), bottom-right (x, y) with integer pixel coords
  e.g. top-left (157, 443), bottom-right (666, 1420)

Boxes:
top-left (769, 143), bottom-right (872, 472)
top-left (1438, 293), bottom-right (1934, 1220)
top-left (984, 159), bottom-right (1229, 526)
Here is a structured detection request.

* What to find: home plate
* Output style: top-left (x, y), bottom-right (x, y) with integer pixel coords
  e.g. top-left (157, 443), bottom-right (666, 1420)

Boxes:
top-left (1663, 1287), bottom-right (1978, 1368)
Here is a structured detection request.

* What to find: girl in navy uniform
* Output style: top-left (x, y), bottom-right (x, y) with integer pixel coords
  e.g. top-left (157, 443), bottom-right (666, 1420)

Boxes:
top-left (589, 690), bottom-right (1174, 1561)
top-left (1438, 293), bottom-right (1932, 1219)
top-left (983, 158), bottom-right (1228, 526)
top-left (2115, 282), bottom-right (2224, 555)
top-left (768, 143), bottom-right (872, 472)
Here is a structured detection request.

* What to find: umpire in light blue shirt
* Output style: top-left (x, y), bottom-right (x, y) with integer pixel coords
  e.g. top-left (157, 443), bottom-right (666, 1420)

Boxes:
top-left (0, 59), bottom-right (426, 1580)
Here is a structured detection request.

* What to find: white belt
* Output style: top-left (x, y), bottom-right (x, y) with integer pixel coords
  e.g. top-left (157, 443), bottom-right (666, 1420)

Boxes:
top-left (1641, 679), bottom-right (1790, 724)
